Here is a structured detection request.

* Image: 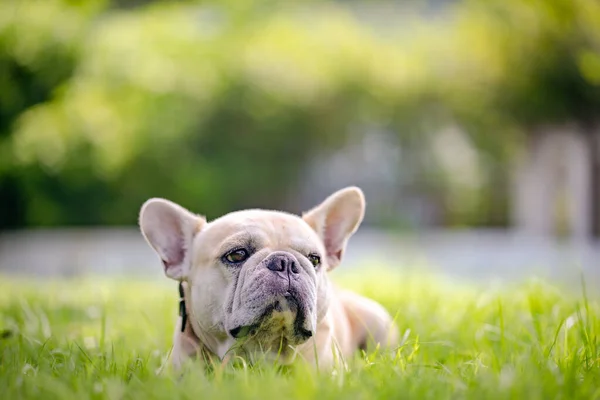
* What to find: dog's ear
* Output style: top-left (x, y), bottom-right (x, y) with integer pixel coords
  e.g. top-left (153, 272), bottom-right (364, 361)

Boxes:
top-left (139, 198), bottom-right (205, 281)
top-left (302, 186), bottom-right (365, 270)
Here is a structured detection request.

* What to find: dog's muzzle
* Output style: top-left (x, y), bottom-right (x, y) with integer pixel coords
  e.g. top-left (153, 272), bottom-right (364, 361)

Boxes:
top-left (228, 252), bottom-right (314, 341)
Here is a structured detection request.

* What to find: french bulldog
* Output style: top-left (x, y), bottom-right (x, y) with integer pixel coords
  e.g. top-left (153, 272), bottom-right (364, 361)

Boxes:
top-left (139, 187), bottom-right (398, 370)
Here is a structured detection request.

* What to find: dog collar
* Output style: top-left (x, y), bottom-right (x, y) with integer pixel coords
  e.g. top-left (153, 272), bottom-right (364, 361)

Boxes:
top-left (178, 282), bottom-right (187, 333)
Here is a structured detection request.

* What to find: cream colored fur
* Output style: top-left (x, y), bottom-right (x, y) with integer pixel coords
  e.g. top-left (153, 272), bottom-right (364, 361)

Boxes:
top-left (139, 187), bottom-right (398, 371)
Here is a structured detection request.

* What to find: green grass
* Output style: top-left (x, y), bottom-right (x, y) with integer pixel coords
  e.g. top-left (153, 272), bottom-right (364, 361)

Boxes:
top-left (1, 269), bottom-right (599, 399)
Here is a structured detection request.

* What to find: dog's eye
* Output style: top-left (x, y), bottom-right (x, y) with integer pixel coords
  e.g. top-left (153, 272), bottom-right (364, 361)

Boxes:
top-left (307, 254), bottom-right (321, 268)
top-left (224, 249), bottom-right (249, 264)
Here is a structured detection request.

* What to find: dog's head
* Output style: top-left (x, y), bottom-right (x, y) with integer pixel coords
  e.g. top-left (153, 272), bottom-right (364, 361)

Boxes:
top-left (139, 187), bottom-right (365, 362)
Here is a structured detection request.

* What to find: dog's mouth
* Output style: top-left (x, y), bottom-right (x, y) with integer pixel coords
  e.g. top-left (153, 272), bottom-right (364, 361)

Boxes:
top-left (228, 292), bottom-right (313, 342)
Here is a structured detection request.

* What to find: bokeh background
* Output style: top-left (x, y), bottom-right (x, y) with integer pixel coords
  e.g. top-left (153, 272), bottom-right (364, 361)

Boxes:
top-left (1, 0), bottom-right (600, 286)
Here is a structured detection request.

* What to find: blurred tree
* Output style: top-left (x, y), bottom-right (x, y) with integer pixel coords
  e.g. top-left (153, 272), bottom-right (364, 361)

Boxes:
top-left (448, 0), bottom-right (600, 236)
top-left (1, 0), bottom-right (599, 232)
top-left (0, 0), bottom-right (107, 228)
top-left (4, 2), bottom-right (376, 225)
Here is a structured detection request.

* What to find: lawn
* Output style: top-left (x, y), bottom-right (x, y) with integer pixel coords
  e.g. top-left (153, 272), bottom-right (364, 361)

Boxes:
top-left (0, 269), bottom-right (599, 399)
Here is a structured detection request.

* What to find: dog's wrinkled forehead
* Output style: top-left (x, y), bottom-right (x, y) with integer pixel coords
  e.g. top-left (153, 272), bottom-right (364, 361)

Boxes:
top-left (193, 210), bottom-right (323, 263)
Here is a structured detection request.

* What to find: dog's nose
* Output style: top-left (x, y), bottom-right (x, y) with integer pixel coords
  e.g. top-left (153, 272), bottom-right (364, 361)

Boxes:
top-left (266, 252), bottom-right (300, 275)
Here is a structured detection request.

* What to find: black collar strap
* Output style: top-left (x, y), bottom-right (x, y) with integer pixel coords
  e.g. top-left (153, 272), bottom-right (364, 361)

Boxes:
top-left (178, 282), bottom-right (187, 333)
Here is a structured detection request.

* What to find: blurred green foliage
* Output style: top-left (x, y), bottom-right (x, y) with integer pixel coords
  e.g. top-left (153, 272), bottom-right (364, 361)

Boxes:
top-left (1, 0), bottom-right (599, 228)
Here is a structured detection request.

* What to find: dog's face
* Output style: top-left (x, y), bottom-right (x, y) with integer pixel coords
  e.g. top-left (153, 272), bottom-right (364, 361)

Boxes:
top-left (139, 187), bottom-right (365, 362)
